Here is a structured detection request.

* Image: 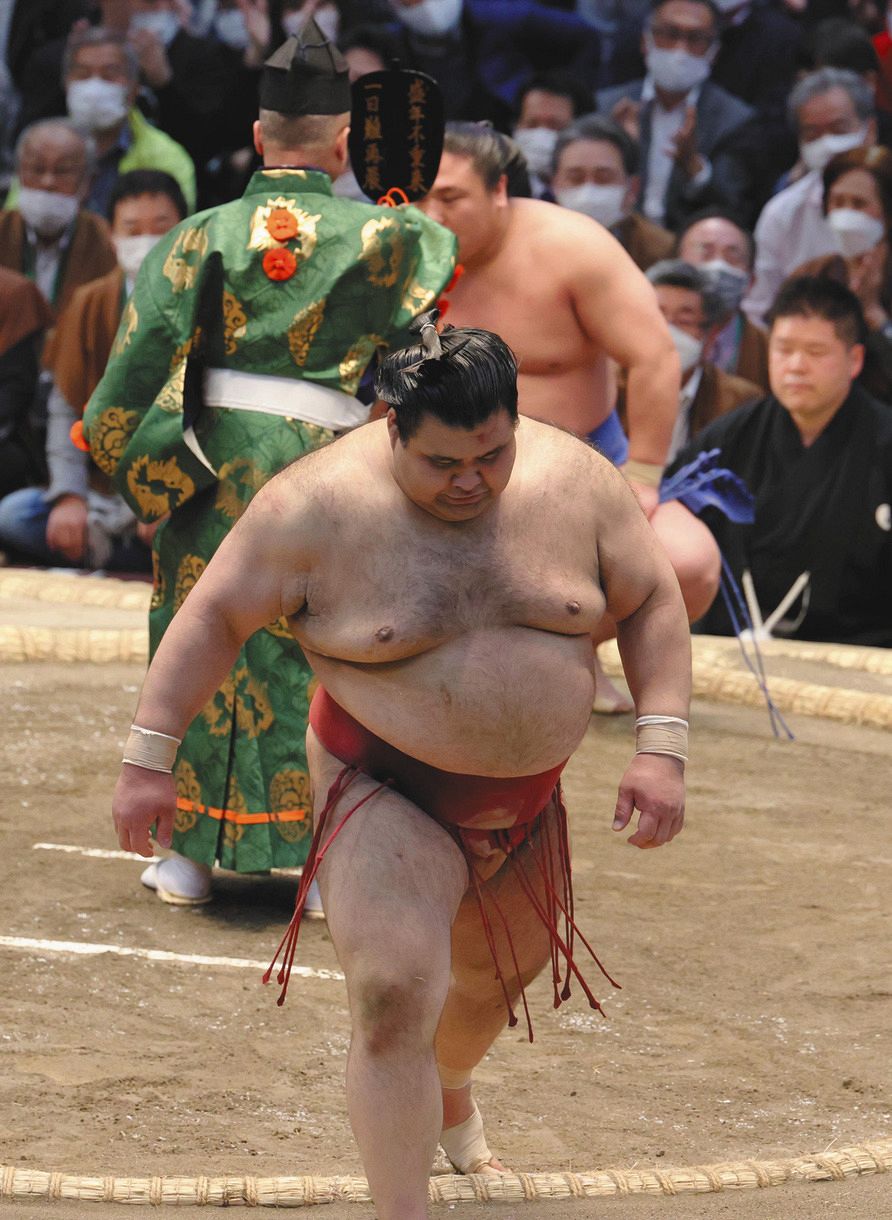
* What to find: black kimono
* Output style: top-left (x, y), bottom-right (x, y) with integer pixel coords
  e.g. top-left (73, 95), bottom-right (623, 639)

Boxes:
top-left (670, 386), bottom-right (892, 647)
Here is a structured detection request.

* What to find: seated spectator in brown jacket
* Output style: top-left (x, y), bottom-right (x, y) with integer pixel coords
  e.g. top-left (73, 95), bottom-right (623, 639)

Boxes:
top-left (0, 169), bottom-right (186, 571)
top-left (0, 119), bottom-right (116, 319)
top-left (676, 207), bottom-right (769, 391)
top-left (792, 145), bottom-right (892, 406)
top-left (0, 266), bottom-right (53, 499)
top-left (551, 113), bottom-right (674, 271)
top-left (622, 259), bottom-right (761, 462)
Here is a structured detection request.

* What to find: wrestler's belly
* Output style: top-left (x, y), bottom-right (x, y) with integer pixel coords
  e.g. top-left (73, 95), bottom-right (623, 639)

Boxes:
top-left (518, 362), bottom-right (615, 438)
top-left (302, 627), bottom-right (596, 777)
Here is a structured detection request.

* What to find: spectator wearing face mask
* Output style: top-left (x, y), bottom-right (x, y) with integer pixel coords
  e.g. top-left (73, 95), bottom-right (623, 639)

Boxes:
top-left (790, 145), bottom-right (892, 405)
top-left (62, 26), bottom-right (195, 215)
top-left (127, 0), bottom-right (228, 177)
top-left (4, 0), bottom-right (92, 135)
top-left (551, 113), bottom-right (673, 270)
top-left (384, 0), bottom-right (602, 129)
top-left (511, 71), bottom-right (593, 198)
top-left (0, 169), bottom-right (187, 572)
top-left (676, 206), bottom-right (768, 390)
top-left (631, 259), bottom-right (761, 463)
top-left (744, 68), bottom-right (877, 326)
top-left (0, 118), bottom-right (116, 320)
top-left (597, 0), bottom-right (755, 230)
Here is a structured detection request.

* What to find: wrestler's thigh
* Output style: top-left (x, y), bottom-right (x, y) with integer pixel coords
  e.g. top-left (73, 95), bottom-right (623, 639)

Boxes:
top-left (450, 799), bottom-right (565, 991)
top-left (306, 727), bottom-right (469, 971)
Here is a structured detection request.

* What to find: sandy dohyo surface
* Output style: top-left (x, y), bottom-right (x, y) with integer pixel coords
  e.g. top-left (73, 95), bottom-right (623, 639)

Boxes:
top-left (0, 656), bottom-right (891, 1219)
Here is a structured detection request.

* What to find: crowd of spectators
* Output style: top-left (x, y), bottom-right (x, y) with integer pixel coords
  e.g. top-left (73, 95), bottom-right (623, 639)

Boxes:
top-left (0, 0), bottom-right (889, 645)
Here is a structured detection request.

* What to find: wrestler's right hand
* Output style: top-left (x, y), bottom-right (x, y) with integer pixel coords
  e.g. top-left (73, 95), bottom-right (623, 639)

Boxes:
top-left (112, 765), bottom-right (176, 857)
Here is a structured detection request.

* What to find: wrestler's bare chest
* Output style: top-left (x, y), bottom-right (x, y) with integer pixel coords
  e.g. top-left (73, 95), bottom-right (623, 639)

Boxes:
top-left (289, 454), bottom-right (605, 774)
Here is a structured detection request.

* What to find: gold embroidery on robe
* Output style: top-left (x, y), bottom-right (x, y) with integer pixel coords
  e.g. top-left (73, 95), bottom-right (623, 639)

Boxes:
top-left (339, 333), bottom-right (387, 395)
top-left (91, 406), bottom-right (139, 475)
top-left (222, 291), bottom-right (247, 354)
top-left (112, 299), bottom-right (139, 357)
top-left (288, 298), bottom-right (326, 366)
top-left (401, 279), bottom-right (437, 316)
top-left (163, 227), bottom-right (209, 293)
top-left (360, 216), bottom-right (404, 288)
top-left (173, 552), bottom-right (206, 610)
top-left (126, 456), bottom-right (196, 519)
top-left (155, 359), bottom-right (186, 414)
top-left (215, 456), bottom-right (265, 520)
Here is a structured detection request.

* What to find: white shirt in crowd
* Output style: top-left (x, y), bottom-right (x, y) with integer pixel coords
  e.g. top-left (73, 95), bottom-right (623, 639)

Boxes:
top-left (641, 77), bottom-right (709, 225)
top-left (744, 170), bottom-right (841, 325)
top-left (667, 364), bottom-right (703, 465)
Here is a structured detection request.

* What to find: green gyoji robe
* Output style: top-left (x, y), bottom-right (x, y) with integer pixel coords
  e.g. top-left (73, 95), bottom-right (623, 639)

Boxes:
top-left (82, 168), bottom-right (456, 873)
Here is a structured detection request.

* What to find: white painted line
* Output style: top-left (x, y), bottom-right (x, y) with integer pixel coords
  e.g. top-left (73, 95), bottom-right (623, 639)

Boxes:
top-left (33, 842), bottom-right (142, 861)
top-left (32, 843), bottom-right (304, 876)
top-left (0, 936), bottom-right (343, 981)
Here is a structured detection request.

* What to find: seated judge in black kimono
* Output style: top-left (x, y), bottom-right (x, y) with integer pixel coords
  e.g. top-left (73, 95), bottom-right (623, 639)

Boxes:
top-left (668, 276), bottom-right (892, 648)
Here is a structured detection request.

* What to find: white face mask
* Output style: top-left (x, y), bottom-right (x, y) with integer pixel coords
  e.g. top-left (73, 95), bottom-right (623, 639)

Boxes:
top-left (130, 9), bottom-right (181, 46)
top-left (667, 321), bottom-right (703, 373)
top-left (799, 129), bottom-right (866, 174)
top-left (66, 77), bottom-right (129, 132)
top-left (395, 0), bottom-right (463, 38)
top-left (699, 258), bottom-right (749, 316)
top-left (114, 232), bottom-right (162, 279)
top-left (645, 36), bottom-right (714, 94)
top-left (512, 127), bottom-right (558, 179)
top-left (282, 5), bottom-right (340, 42)
top-left (555, 182), bottom-right (626, 228)
top-left (826, 207), bottom-right (886, 258)
top-left (214, 9), bottom-right (250, 48)
top-left (17, 186), bottom-right (80, 239)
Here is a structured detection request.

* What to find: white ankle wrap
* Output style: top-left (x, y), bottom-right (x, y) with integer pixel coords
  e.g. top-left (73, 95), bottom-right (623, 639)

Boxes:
top-left (439, 1103), bottom-right (493, 1175)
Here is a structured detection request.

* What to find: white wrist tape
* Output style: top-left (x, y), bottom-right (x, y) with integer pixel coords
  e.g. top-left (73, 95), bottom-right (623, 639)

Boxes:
top-left (635, 715), bottom-right (688, 764)
top-left (622, 459), bottom-right (664, 489)
top-left (123, 724), bottom-right (182, 773)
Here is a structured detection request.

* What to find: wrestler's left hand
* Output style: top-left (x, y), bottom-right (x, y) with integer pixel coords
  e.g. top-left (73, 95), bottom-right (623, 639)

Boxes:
top-left (113, 765), bottom-right (176, 857)
top-left (612, 753), bottom-right (685, 849)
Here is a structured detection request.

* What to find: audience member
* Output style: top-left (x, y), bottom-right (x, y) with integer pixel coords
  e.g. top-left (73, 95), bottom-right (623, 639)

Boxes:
top-left (0, 119), bottom-right (117, 318)
top-left (872, 1), bottom-right (892, 111)
top-left (339, 22), bottom-right (398, 81)
top-left (745, 68), bottom-right (876, 324)
top-left (710, 0), bottom-right (802, 205)
top-left (551, 113), bottom-right (674, 268)
top-left (127, 0), bottom-right (229, 175)
top-left (597, 0), bottom-right (756, 228)
top-left (791, 145), bottom-right (892, 404)
top-left (626, 258), bottom-right (761, 462)
top-left (676, 206), bottom-right (768, 388)
top-left (4, 0), bottom-right (91, 134)
top-left (670, 275), bottom-right (892, 646)
top-left (63, 26), bottom-right (196, 215)
top-left (512, 70), bottom-right (593, 196)
top-left (0, 169), bottom-right (187, 571)
top-left (0, 266), bottom-right (54, 501)
top-left (808, 18), bottom-right (892, 149)
top-left (383, 0), bottom-right (602, 129)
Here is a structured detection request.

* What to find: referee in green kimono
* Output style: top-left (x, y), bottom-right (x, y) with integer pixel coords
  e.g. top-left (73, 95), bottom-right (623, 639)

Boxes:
top-left (83, 19), bottom-right (456, 904)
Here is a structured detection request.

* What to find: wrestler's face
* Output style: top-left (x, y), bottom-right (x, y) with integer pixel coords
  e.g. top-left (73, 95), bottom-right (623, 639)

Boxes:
top-left (769, 314), bottom-right (864, 429)
top-left (387, 407), bottom-right (517, 522)
top-left (418, 152), bottom-right (508, 266)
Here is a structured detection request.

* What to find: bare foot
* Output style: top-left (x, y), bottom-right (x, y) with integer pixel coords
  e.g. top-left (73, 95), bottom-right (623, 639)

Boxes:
top-left (593, 651), bottom-right (633, 715)
top-left (440, 1083), bottom-right (508, 1175)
